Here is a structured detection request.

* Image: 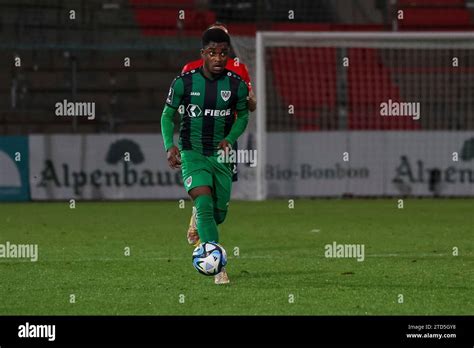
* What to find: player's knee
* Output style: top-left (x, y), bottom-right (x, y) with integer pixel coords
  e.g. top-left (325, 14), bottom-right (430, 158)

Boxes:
top-left (189, 186), bottom-right (212, 200)
top-left (214, 209), bottom-right (227, 225)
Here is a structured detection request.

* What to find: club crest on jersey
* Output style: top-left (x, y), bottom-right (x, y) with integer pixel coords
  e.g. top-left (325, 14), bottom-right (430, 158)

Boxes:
top-left (185, 176), bottom-right (192, 187)
top-left (221, 90), bottom-right (231, 102)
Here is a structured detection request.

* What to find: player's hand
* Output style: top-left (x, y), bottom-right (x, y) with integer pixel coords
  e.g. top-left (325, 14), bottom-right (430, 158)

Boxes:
top-left (218, 139), bottom-right (232, 154)
top-left (247, 89), bottom-right (257, 112)
top-left (167, 146), bottom-right (181, 169)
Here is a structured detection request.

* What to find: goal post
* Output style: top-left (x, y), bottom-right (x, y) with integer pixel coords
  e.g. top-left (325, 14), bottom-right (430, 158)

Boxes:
top-left (256, 31), bottom-right (267, 201)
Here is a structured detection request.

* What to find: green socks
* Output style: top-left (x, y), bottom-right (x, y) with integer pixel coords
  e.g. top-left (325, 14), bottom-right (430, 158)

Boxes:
top-left (194, 195), bottom-right (219, 243)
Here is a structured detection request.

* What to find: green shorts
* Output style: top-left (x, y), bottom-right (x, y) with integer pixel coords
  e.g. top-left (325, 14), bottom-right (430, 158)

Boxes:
top-left (181, 150), bottom-right (233, 211)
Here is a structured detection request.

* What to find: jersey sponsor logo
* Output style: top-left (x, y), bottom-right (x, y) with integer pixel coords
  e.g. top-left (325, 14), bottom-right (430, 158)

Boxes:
top-left (190, 91), bottom-right (201, 96)
top-left (221, 90), bottom-right (231, 101)
top-left (166, 87), bottom-right (174, 104)
top-left (186, 104), bottom-right (202, 117)
top-left (204, 109), bottom-right (231, 117)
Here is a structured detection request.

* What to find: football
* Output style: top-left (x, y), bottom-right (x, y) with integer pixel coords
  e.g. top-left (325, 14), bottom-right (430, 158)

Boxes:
top-left (192, 242), bottom-right (227, 276)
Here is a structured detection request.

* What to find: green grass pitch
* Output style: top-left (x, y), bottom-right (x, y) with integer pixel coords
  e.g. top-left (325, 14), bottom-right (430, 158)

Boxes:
top-left (0, 199), bottom-right (472, 315)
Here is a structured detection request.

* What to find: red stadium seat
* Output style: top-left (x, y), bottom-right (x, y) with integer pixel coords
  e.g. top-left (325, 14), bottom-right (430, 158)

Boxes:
top-left (130, 0), bottom-right (216, 36)
top-left (134, 9), bottom-right (179, 28)
top-left (270, 47), bottom-right (337, 109)
top-left (130, 0), bottom-right (194, 5)
top-left (398, 0), bottom-right (465, 6)
top-left (347, 48), bottom-right (421, 130)
top-left (269, 47), bottom-right (337, 130)
top-left (399, 8), bottom-right (471, 28)
top-left (397, 0), bottom-right (471, 30)
top-left (225, 23), bottom-right (257, 36)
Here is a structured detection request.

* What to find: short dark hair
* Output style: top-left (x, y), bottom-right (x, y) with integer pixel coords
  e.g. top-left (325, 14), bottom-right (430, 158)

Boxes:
top-left (202, 28), bottom-right (230, 48)
top-left (206, 21), bottom-right (228, 32)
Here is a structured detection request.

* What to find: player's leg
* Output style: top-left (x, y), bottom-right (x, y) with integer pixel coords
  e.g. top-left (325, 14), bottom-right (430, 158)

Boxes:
top-left (213, 208), bottom-right (227, 225)
top-left (209, 157), bottom-right (233, 284)
top-left (188, 181), bottom-right (229, 284)
top-left (181, 150), bottom-right (218, 244)
top-left (213, 194), bottom-right (231, 284)
top-left (211, 158), bottom-right (233, 225)
top-left (187, 206), bottom-right (199, 246)
top-left (221, 140), bottom-right (236, 245)
top-left (188, 186), bottom-right (219, 243)
top-left (187, 189), bottom-right (231, 245)
top-left (188, 141), bottom-right (236, 245)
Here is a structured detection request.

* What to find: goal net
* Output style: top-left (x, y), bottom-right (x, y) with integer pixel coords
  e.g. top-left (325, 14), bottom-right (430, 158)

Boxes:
top-left (233, 32), bottom-right (474, 198)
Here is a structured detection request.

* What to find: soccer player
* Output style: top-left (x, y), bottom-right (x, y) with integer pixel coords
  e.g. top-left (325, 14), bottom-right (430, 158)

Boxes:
top-left (181, 23), bottom-right (256, 247)
top-left (161, 28), bottom-right (250, 284)
top-left (181, 23), bottom-right (255, 109)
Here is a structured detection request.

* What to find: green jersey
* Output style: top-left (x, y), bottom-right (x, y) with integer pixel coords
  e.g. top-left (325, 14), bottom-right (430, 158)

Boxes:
top-left (165, 67), bottom-right (249, 156)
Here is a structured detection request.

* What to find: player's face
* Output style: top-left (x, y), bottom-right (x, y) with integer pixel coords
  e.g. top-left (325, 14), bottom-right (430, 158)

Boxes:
top-left (201, 42), bottom-right (229, 75)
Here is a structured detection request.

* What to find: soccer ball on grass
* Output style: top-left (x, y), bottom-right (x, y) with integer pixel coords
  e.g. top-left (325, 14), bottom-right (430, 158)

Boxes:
top-left (192, 242), bottom-right (227, 276)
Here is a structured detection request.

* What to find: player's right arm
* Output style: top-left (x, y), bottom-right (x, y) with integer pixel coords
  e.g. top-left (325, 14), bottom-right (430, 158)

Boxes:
top-left (161, 77), bottom-right (184, 168)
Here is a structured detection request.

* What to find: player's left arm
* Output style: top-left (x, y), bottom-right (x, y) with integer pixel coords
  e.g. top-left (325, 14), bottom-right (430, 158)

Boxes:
top-left (218, 81), bottom-right (249, 151)
top-left (247, 90), bottom-right (256, 112)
